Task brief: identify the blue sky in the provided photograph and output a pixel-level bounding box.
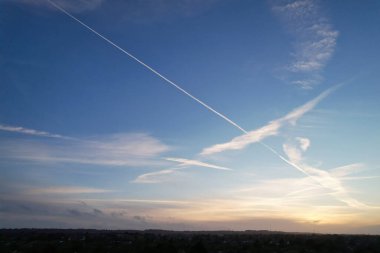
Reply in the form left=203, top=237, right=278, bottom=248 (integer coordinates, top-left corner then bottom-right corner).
left=1, top=0, right=380, bottom=233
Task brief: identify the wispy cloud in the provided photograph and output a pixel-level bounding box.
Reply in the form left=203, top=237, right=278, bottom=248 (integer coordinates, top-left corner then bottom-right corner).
left=0, top=133, right=170, bottom=167
left=165, top=157, right=233, bottom=171
left=330, top=163, right=365, bottom=177
left=0, top=123, right=72, bottom=139
left=27, top=186, right=112, bottom=195
left=201, top=85, right=336, bottom=155
left=133, top=157, right=232, bottom=183
left=282, top=138, right=368, bottom=208
left=296, top=137, right=310, bottom=151
left=272, top=0, right=338, bottom=89
left=133, top=169, right=180, bottom=184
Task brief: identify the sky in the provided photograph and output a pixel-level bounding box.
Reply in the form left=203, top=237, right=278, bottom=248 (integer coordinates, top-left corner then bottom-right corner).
left=1, top=0, right=380, bottom=234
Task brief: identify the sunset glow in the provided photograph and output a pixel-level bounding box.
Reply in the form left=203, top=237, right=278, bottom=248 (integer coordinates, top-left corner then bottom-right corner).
left=1, top=0, right=379, bottom=234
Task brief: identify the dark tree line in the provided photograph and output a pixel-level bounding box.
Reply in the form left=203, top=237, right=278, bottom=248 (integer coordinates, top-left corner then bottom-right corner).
left=1, top=229, right=379, bottom=253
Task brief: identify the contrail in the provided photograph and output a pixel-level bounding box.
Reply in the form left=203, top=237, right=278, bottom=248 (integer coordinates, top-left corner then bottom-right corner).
left=46, top=0, right=246, bottom=134
left=45, top=0, right=319, bottom=177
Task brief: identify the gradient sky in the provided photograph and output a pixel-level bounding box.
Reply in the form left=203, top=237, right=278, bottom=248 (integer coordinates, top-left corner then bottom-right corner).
left=1, top=0, right=380, bottom=234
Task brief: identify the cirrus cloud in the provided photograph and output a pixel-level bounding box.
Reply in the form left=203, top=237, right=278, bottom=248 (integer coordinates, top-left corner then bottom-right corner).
left=272, top=0, right=338, bottom=89
left=0, top=131, right=170, bottom=167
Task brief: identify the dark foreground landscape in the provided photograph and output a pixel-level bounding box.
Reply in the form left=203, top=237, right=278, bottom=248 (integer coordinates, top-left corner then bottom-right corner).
left=1, top=229, right=379, bottom=253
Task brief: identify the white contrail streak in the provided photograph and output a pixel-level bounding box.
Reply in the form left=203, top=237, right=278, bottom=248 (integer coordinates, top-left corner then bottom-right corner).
left=46, top=0, right=246, bottom=134
left=45, top=0, right=320, bottom=178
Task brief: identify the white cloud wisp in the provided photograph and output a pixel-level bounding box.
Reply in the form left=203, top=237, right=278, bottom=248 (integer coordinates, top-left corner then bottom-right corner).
left=0, top=123, right=72, bottom=139
left=28, top=186, right=112, bottom=195
left=201, top=85, right=336, bottom=156
left=133, top=157, right=233, bottom=183
left=133, top=169, right=180, bottom=184
left=272, top=0, right=339, bottom=89
left=0, top=133, right=170, bottom=167
left=165, top=157, right=233, bottom=171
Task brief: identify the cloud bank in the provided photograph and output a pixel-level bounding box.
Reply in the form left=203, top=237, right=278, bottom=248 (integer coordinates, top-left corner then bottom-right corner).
left=2, top=192, right=379, bottom=233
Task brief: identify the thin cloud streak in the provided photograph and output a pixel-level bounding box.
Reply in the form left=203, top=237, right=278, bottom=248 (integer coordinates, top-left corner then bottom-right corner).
left=330, top=163, right=365, bottom=177
left=340, top=176, right=380, bottom=181
left=165, top=157, right=233, bottom=171
left=85, top=198, right=189, bottom=205
left=201, top=122, right=280, bottom=156
left=28, top=186, right=112, bottom=195
left=0, top=123, right=73, bottom=140
left=0, top=133, right=170, bottom=167
left=133, top=169, right=179, bottom=184
left=133, top=158, right=232, bottom=183
left=201, top=85, right=337, bottom=155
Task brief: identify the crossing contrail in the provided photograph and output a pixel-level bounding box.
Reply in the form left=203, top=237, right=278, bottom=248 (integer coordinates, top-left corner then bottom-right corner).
left=45, top=0, right=322, bottom=177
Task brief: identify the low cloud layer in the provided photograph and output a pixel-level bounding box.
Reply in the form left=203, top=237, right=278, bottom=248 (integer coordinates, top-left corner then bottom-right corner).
left=2, top=192, right=379, bottom=233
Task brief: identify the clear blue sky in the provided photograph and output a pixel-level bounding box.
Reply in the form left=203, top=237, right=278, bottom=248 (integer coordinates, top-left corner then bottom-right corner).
left=1, top=0, right=380, bottom=233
